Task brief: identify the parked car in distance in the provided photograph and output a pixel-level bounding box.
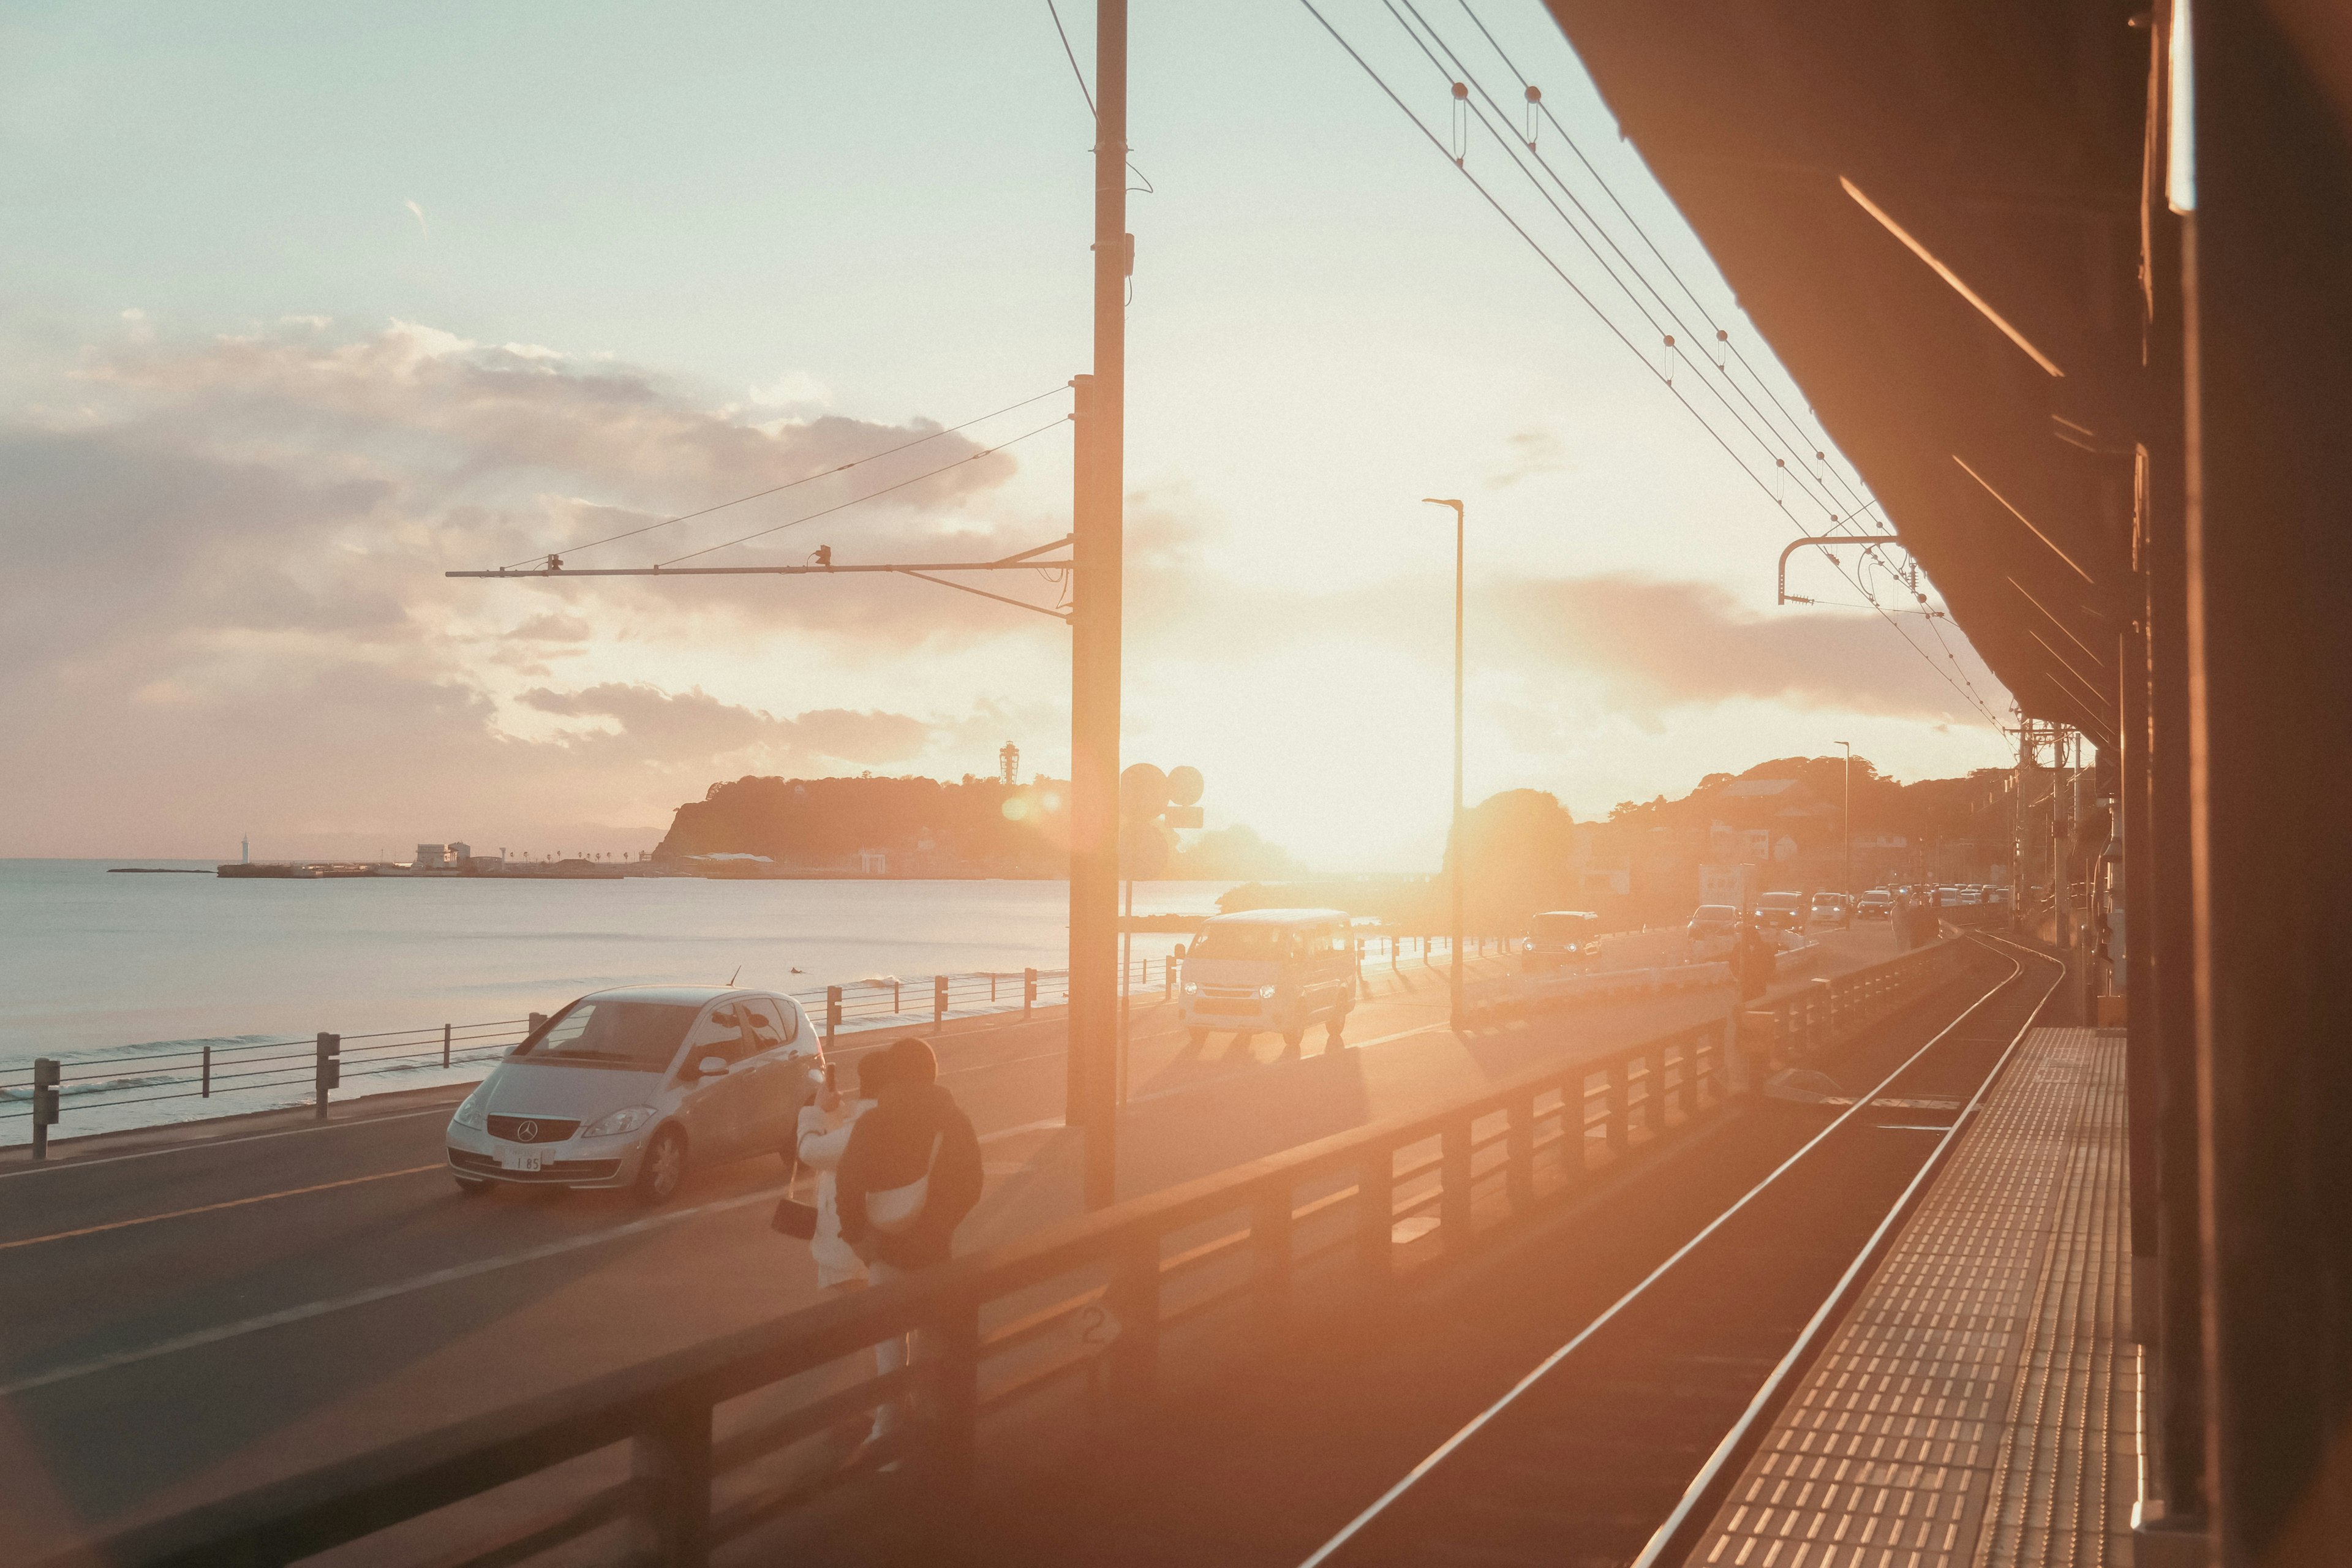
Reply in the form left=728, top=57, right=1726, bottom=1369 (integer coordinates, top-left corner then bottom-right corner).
left=445, top=985, right=823, bottom=1204
left=1687, top=903, right=1738, bottom=956
left=1856, top=888, right=1896, bottom=921
left=1523, top=910, right=1603, bottom=973
left=1181, top=908, right=1356, bottom=1050
left=1755, top=891, right=1809, bottom=933
left=1809, top=892, right=1854, bottom=928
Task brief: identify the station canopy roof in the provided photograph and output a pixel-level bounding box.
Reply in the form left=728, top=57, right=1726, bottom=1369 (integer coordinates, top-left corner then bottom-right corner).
left=1547, top=1, right=2150, bottom=744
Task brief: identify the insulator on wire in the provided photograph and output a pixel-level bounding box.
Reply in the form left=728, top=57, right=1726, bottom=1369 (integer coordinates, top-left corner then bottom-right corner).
left=1450, top=81, right=1469, bottom=165
left=1525, top=83, right=1541, bottom=146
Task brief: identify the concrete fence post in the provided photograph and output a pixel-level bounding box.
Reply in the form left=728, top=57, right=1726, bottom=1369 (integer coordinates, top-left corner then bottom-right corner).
left=441, top=1022, right=451, bottom=1069
left=629, top=1403, right=712, bottom=1567
left=1441, top=1118, right=1474, bottom=1251
left=929, top=1292, right=981, bottom=1493
left=30, top=1058, right=59, bottom=1161
left=1023, top=968, right=1038, bottom=1020
left=1506, top=1093, right=1536, bottom=1209
left=1107, top=1238, right=1161, bottom=1411
left=824, top=987, right=841, bottom=1050
left=528, top=1011, right=548, bottom=1038
left=1358, top=1150, right=1395, bottom=1287
left=200, top=1044, right=211, bottom=1099
left=314, top=1033, right=340, bottom=1118
left=1607, top=1059, right=1630, bottom=1154
left=933, top=974, right=948, bottom=1033
left=1252, top=1185, right=1294, bottom=1351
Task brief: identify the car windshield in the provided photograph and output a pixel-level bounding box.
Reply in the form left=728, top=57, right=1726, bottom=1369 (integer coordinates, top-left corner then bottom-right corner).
left=1693, top=905, right=1736, bottom=922
left=1760, top=894, right=1801, bottom=909
left=1191, top=924, right=1297, bottom=960
left=1531, top=914, right=1597, bottom=941
left=518, top=999, right=698, bottom=1069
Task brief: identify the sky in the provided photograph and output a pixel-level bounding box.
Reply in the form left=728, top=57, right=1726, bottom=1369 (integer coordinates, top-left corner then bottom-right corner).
left=0, top=0, right=2015, bottom=870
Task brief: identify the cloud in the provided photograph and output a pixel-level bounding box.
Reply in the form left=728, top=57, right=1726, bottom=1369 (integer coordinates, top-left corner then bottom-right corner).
left=405, top=199, right=428, bottom=239
left=1482, top=575, right=1989, bottom=718
left=0, top=317, right=1059, bottom=853
left=1487, top=426, right=1572, bottom=488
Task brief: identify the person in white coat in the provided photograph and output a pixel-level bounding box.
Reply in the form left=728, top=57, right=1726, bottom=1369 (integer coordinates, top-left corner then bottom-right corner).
left=796, top=1052, right=892, bottom=1291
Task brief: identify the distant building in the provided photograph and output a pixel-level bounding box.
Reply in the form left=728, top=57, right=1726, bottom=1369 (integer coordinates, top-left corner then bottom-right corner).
left=414, top=843, right=448, bottom=869
left=999, top=742, right=1020, bottom=786
left=855, top=848, right=889, bottom=875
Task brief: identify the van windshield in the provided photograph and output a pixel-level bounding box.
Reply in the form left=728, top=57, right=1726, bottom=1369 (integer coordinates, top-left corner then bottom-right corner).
left=518, top=1000, right=698, bottom=1069
left=1191, top=924, right=1298, bottom=960
left=1531, top=914, right=1597, bottom=942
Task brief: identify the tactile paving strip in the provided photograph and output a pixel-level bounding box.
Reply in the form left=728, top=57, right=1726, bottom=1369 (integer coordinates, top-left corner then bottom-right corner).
left=1682, top=1028, right=2134, bottom=1568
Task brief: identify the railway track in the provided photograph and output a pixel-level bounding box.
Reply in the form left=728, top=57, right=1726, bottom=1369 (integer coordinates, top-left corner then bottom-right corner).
left=1297, top=931, right=2065, bottom=1568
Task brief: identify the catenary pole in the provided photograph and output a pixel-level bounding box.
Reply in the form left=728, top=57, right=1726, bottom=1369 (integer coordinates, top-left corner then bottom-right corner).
left=1067, top=0, right=1129, bottom=1209
left=1422, top=498, right=1466, bottom=1031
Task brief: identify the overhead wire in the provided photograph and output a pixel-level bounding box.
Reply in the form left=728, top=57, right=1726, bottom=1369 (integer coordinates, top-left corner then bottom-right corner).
left=1382, top=1, right=1862, bottom=532
left=1044, top=0, right=1096, bottom=116
left=1436, top=0, right=2011, bottom=728
left=1293, top=0, right=2007, bottom=730
left=502, top=383, right=1071, bottom=570
left=654, top=415, right=1068, bottom=567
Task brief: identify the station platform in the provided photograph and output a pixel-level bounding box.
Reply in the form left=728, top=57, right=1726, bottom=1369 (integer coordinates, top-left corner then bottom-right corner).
left=1684, top=1027, right=2135, bottom=1568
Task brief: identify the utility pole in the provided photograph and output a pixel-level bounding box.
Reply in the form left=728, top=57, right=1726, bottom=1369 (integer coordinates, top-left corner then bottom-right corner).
left=1835, top=740, right=1852, bottom=895
left=1422, top=497, right=1466, bottom=1032
left=1067, top=0, right=1130, bottom=1210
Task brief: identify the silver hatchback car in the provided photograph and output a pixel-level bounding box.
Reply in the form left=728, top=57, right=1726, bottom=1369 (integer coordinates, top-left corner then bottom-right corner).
left=445, top=985, right=824, bottom=1203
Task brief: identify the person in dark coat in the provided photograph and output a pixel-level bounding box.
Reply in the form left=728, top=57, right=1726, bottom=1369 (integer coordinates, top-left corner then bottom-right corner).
left=835, top=1036, right=984, bottom=1447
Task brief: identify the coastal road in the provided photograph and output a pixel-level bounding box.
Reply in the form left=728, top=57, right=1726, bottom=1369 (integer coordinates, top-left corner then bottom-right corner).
left=0, top=925, right=1901, bottom=1555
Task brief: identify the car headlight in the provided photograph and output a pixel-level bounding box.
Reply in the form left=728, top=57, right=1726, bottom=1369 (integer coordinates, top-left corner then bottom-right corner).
left=1182, top=981, right=1199, bottom=994
left=452, top=1086, right=489, bottom=1131
left=581, top=1106, right=656, bottom=1139
left=1257, top=985, right=1276, bottom=1000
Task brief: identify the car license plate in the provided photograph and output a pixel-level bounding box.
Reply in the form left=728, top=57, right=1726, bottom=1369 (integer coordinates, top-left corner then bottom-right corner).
left=501, top=1148, right=544, bottom=1172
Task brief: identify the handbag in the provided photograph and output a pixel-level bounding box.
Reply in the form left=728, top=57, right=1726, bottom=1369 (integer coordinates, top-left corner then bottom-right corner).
left=865, top=1133, right=944, bottom=1235
left=771, top=1157, right=818, bottom=1239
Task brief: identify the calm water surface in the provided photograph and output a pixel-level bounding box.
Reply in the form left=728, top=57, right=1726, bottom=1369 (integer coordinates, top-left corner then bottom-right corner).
left=0, top=860, right=1230, bottom=1068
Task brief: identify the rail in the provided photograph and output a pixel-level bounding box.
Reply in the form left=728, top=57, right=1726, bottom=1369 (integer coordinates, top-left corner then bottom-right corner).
left=32, top=936, right=1973, bottom=1568
left=0, top=932, right=1548, bottom=1155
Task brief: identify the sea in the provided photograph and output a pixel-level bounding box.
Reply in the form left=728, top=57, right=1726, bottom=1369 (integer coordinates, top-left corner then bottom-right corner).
left=0, top=860, right=1232, bottom=1141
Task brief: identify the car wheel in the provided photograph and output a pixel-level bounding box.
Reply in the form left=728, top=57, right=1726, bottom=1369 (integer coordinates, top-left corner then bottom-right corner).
left=1186, top=1028, right=1207, bottom=1046
left=1283, top=1028, right=1305, bottom=1050
left=634, top=1126, right=689, bottom=1206
left=454, top=1175, right=493, bottom=1198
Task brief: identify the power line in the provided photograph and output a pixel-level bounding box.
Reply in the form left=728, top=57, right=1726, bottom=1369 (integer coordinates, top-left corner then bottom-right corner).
left=1044, top=0, right=1096, bottom=116
left=655, top=414, right=1069, bottom=567
left=1294, top=0, right=2007, bottom=731
left=1387, top=0, right=1857, bottom=531
left=501, top=383, right=1071, bottom=571
left=1442, top=1, right=1904, bottom=554
left=1368, top=0, right=2008, bottom=731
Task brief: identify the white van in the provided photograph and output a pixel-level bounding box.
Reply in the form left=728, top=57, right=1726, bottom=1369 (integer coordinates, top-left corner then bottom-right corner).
left=1180, top=908, right=1357, bottom=1050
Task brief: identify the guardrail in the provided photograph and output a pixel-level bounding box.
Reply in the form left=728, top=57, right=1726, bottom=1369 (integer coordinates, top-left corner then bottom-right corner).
left=35, top=936, right=1974, bottom=1568
left=0, top=934, right=1526, bottom=1156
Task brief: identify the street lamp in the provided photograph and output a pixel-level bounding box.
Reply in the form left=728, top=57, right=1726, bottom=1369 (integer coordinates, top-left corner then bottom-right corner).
left=1423, top=497, right=1465, bottom=1031
left=1835, top=741, right=1853, bottom=895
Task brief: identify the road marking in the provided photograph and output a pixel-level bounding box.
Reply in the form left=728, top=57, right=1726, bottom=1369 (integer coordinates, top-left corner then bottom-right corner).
left=0, top=1183, right=791, bottom=1398
left=0, top=1107, right=459, bottom=1182
left=0, top=1165, right=446, bottom=1253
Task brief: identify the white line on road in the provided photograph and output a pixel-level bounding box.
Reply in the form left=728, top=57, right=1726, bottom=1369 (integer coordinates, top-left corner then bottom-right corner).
left=0, top=1182, right=790, bottom=1398
left=0, top=1107, right=459, bottom=1182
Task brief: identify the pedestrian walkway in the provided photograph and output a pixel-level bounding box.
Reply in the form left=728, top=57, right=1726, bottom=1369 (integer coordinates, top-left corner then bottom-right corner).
left=1684, top=1027, right=2133, bottom=1568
